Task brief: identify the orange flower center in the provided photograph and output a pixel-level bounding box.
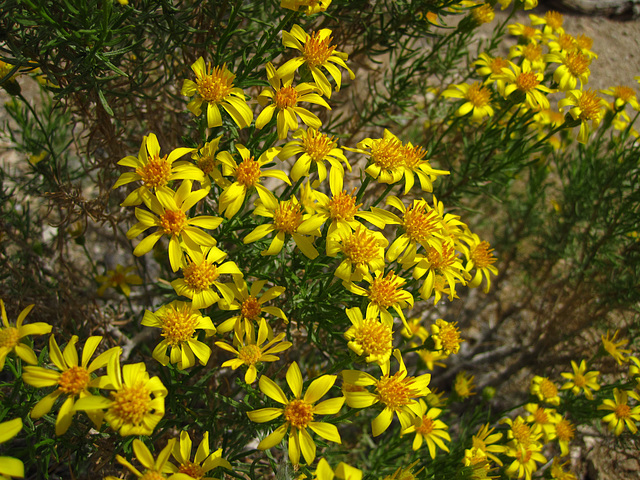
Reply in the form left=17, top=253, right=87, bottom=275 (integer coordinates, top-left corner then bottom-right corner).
left=241, top=296, right=262, bottom=320
left=58, top=365, right=90, bottom=395
left=575, top=34, right=593, bottom=50
left=557, top=33, right=576, bottom=51
left=197, top=64, right=234, bottom=104
left=545, top=11, right=564, bottom=30
left=368, top=272, right=405, bottom=308
left=470, top=241, right=496, bottom=269
left=303, top=32, right=336, bottom=68
left=455, top=373, right=475, bottom=398
left=512, top=420, right=532, bottom=446
left=532, top=407, right=549, bottom=424
left=523, top=43, right=542, bottom=62
left=416, top=416, right=435, bottom=435
left=572, top=372, right=586, bottom=388
left=471, top=4, right=494, bottom=24
left=565, top=51, right=589, bottom=76
left=426, top=244, right=456, bottom=271
left=140, top=471, right=166, bottom=480
left=556, top=419, right=575, bottom=441
left=576, top=91, right=602, bottom=121
left=615, top=403, right=631, bottom=420
left=376, top=372, right=412, bottom=409
left=403, top=144, right=428, bottom=169
left=328, top=190, right=359, bottom=221
left=515, top=449, right=532, bottom=463
left=522, top=25, right=538, bottom=40
left=611, top=86, right=635, bottom=101
left=370, top=136, right=404, bottom=170
left=236, top=156, right=261, bottom=187
left=183, top=260, right=219, bottom=292
left=136, top=155, right=171, bottom=188
left=273, top=200, right=303, bottom=234
left=303, top=129, right=336, bottom=162
left=353, top=318, right=393, bottom=357
left=433, top=320, right=462, bottom=355
left=284, top=399, right=314, bottom=428
left=197, top=154, right=217, bottom=176
left=539, top=378, right=558, bottom=399
left=341, top=229, right=381, bottom=264
left=178, top=462, right=205, bottom=479
left=160, top=209, right=187, bottom=235
left=160, top=305, right=198, bottom=345
left=275, top=85, right=299, bottom=109
left=239, top=344, right=262, bottom=365
left=110, top=381, right=151, bottom=426
left=0, top=327, right=19, bottom=349
left=466, top=82, right=491, bottom=108
left=489, top=56, right=509, bottom=75
left=515, top=71, right=540, bottom=92
left=403, top=203, right=440, bottom=243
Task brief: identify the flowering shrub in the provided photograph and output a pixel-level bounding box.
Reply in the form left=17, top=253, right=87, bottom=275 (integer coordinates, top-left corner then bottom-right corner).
left=1, top=1, right=640, bottom=479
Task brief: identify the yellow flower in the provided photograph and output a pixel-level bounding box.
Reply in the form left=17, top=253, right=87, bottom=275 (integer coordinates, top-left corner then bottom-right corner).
left=216, top=317, right=292, bottom=383
left=247, top=362, right=344, bottom=465
left=442, top=82, right=494, bottom=122
left=497, top=62, right=553, bottom=110
left=0, top=418, right=24, bottom=480
left=402, top=399, right=450, bottom=456
left=523, top=403, right=560, bottom=443
left=471, top=423, right=506, bottom=466
left=354, top=129, right=405, bottom=186
left=550, top=457, right=578, bottom=480
left=504, top=443, right=546, bottom=480
left=554, top=417, right=574, bottom=457
left=243, top=195, right=322, bottom=258
left=0, top=300, right=52, bottom=370
left=217, top=278, right=287, bottom=337
left=281, top=0, right=332, bottom=14
left=22, top=335, right=120, bottom=435
left=530, top=10, right=564, bottom=35
left=313, top=458, right=362, bottom=480
left=560, top=359, right=600, bottom=400
left=181, top=58, right=252, bottom=128
left=530, top=376, right=560, bottom=405
left=460, top=232, right=498, bottom=293
left=256, top=63, right=330, bottom=140
left=326, top=225, right=388, bottom=282
left=502, top=415, right=541, bottom=450
left=401, top=318, right=429, bottom=342
left=416, top=347, right=447, bottom=371
left=547, top=32, right=578, bottom=54
left=279, top=25, right=355, bottom=98
left=544, top=50, right=591, bottom=91
left=601, top=329, right=631, bottom=365
left=509, top=42, right=546, bottom=73
left=190, top=137, right=227, bottom=188
left=430, top=319, right=463, bottom=357
left=96, top=264, right=142, bottom=297
left=74, top=357, right=167, bottom=436
left=600, top=85, right=640, bottom=111
left=142, top=300, right=216, bottom=370
left=125, top=180, right=222, bottom=272
left=410, top=241, right=468, bottom=303
left=112, top=133, right=201, bottom=207
left=217, top=144, right=289, bottom=219
left=380, top=461, right=423, bottom=480
left=558, top=89, right=605, bottom=144
left=469, top=2, right=494, bottom=24
left=507, top=23, right=542, bottom=43
left=171, top=246, right=241, bottom=309
left=400, top=141, right=449, bottom=194
left=454, top=371, right=476, bottom=399
left=279, top=128, right=351, bottom=192
left=168, top=431, right=232, bottom=478
left=598, top=388, right=640, bottom=435
left=342, top=350, right=431, bottom=436
left=108, top=438, right=180, bottom=480
left=343, top=307, right=394, bottom=367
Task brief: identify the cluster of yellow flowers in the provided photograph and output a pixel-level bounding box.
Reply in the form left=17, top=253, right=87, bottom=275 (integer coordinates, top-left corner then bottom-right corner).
left=442, top=7, right=640, bottom=145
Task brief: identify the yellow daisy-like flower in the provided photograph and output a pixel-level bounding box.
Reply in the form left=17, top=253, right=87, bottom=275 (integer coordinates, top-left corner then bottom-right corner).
left=629, top=355, right=640, bottom=390
left=217, top=278, right=287, bottom=337
left=502, top=415, right=542, bottom=449
left=471, top=423, right=506, bottom=466
left=411, top=241, right=468, bottom=303
left=401, top=318, right=429, bottom=342
left=342, top=350, right=431, bottom=436
left=343, top=307, right=394, bottom=367
left=217, top=144, right=290, bottom=219
left=216, top=317, right=292, bottom=384
left=497, top=62, right=553, bottom=110
left=460, top=232, right=498, bottom=293
left=600, top=85, right=640, bottom=111
left=354, top=129, right=405, bottom=186
left=96, top=264, right=142, bottom=297
left=142, top=300, right=216, bottom=370
left=547, top=32, right=578, bottom=54
left=601, top=329, right=631, bottom=365
left=313, top=458, right=362, bottom=480
left=554, top=417, right=575, bottom=457
left=190, top=136, right=227, bottom=188
left=181, top=58, right=252, bottom=129
left=244, top=195, right=322, bottom=259
left=0, top=418, right=24, bottom=480
left=75, top=357, right=167, bottom=436
left=523, top=403, right=560, bottom=443
left=454, top=371, right=476, bottom=399
left=430, top=319, right=463, bottom=357
left=530, top=376, right=560, bottom=405
left=168, top=431, right=232, bottom=479
left=256, top=63, right=330, bottom=140
left=504, top=443, right=546, bottom=480
left=507, top=23, right=543, bottom=43
left=106, top=438, right=183, bottom=480
left=416, top=347, right=447, bottom=371
left=402, top=399, right=450, bottom=457
left=380, top=461, right=424, bottom=480
left=544, top=50, right=591, bottom=91
left=560, top=359, right=600, bottom=400
left=171, top=246, right=241, bottom=309
left=558, top=89, right=605, bottom=144
left=125, top=180, right=222, bottom=272
left=246, top=362, right=345, bottom=465
left=442, top=82, right=494, bottom=122
left=278, top=25, right=355, bottom=98
left=550, top=457, right=578, bottom=480
left=22, top=335, right=120, bottom=435
left=279, top=128, right=351, bottom=193
left=475, top=53, right=510, bottom=84
left=0, top=300, right=52, bottom=370
left=280, top=0, right=332, bottom=15
left=598, top=388, right=640, bottom=435
left=509, top=42, right=546, bottom=73
left=530, top=10, right=564, bottom=35
left=400, top=141, right=449, bottom=194
left=326, top=225, right=388, bottom=282
left=112, top=132, right=201, bottom=207
left=345, top=271, right=414, bottom=330
left=468, top=2, right=494, bottom=25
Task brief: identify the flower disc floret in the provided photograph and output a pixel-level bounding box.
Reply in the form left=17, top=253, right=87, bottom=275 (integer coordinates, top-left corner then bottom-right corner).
left=160, top=305, right=198, bottom=346
left=137, top=155, right=171, bottom=189
left=285, top=399, right=315, bottom=428
left=58, top=365, right=91, bottom=395
left=241, top=296, right=262, bottom=321
left=377, top=373, right=412, bottom=409
left=196, top=65, right=234, bottom=103
left=183, top=261, right=220, bottom=292
left=470, top=241, right=497, bottom=269
left=0, top=327, right=19, bottom=349
left=236, top=157, right=262, bottom=187
left=275, top=85, right=299, bottom=109
left=274, top=200, right=303, bottom=234
left=304, top=129, right=336, bottom=161
left=110, top=382, right=151, bottom=427
left=328, top=191, right=358, bottom=221
left=303, top=31, right=336, bottom=68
